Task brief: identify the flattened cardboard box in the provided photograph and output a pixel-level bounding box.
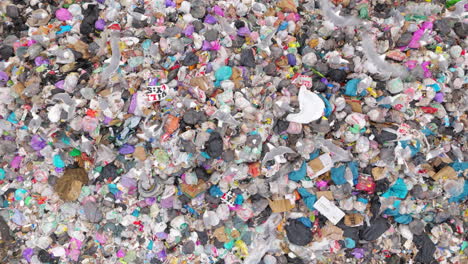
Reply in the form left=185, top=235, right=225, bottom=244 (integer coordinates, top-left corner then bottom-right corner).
left=372, top=167, right=387, bottom=181
left=432, top=166, right=457, bottom=181
left=344, top=213, right=364, bottom=227
left=316, top=191, right=334, bottom=200
left=307, top=153, right=333, bottom=179
left=268, top=199, right=295, bottom=213
left=420, top=163, right=436, bottom=177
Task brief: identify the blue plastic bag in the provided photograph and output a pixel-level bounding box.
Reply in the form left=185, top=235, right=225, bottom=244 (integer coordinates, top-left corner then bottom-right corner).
left=382, top=178, right=408, bottom=199
left=288, top=161, right=307, bottom=182
left=331, top=165, right=347, bottom=185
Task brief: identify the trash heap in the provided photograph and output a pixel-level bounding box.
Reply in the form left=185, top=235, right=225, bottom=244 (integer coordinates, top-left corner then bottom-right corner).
left=0, top=0, right=467, bottom=263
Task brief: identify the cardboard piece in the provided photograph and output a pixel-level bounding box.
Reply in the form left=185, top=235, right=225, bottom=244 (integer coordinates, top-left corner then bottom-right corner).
left=434, top=155, right=453, bottom=166
left=307, top=153, right=333, bottom=179
left=432, top=166, right=457, bottom=181
left=214, top=227, right=229, bottom=242
left=420, top=163, right=436, bottom=177
left=433, top=157, right=443, bottom=167
left=320, top=224, right=344, bottom=241
left=316, top=191, right=334, bottom=200
left=372, top=167, right=387, bottom=180
left=133, top=146, right=147, bottom=161
left=439, top=154, right=453, bottom=164
left=231, top=229, right=241, bottom=239
left=181, top=179, right=208, bottom=198
left=308, top=157, right=324, bottom=172
left=55, top=168, right=89, bottom=201
left=190, top=76, right=211, bottom=91
left=67, top=181, right=83, bottom=201
left=268, top=199, right=295, bottom=213
left=344, top=213, right=364, bottom=227
left=345, top=97, right=363, bottom=113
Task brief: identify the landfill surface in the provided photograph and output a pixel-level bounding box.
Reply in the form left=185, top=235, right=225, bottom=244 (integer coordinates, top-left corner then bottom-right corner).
left=0, top=0, right=467, bottom=263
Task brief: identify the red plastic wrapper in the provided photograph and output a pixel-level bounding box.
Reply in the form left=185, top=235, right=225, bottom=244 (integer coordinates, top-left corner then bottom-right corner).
left=420, top=106, right=438, bottom=114
left=355, top=175, right=376, bottom=193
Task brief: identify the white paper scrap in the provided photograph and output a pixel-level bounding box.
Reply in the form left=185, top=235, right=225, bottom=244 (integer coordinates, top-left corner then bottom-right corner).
left=313, top=196, right=345, bottom=225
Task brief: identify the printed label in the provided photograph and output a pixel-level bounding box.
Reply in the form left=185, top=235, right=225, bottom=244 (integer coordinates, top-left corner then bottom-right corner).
left=195, top=65, right=207, bottom=77
left=146, top=84, right=168, bottom=102
left=397, top=123, right=411, bottom=137
left=308, top=153, right=333, bottom=179
left=313, top=196, right=345, bottom=225
left=293, top=74, right=313, bottom=88
left=221, top=191, right=235, bottom=206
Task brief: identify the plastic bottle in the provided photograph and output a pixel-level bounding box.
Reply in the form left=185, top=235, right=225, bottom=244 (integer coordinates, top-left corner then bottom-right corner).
left=425, top=148, right=446, bottom=160
left=67, top=4, right=82, bottom=19
left=47, top=104, right=62, bottom=123
left=354, top=200, right=367, bottom=212
left=251, top=199, right=269, bottom=216
left=0, top=119, right=13, bottom=133
left=28, top=9, right=51, bottom=26
left=105, top=1, right=121, bottom=21
left=95, top=145, right=116, bottom=164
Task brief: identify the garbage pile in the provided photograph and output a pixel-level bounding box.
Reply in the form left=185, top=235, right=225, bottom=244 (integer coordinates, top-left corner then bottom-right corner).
left=0, top=0, right=467, bottom=263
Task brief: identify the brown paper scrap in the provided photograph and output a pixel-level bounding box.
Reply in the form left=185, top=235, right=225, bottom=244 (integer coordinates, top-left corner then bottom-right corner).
left=55, top=168, right=89, bottom=201
left=432, top=166, right=457, bottom=181
left=316, top=191, right=334, bottom=200
left=308, top=158, right=325, bottom=173
left=268, top=199, right=295, bottom=213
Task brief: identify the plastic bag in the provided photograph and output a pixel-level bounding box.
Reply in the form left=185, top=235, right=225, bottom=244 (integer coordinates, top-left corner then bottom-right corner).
left=286, top=86, right=325, bottom=124
left=101, top=31, right=121, bottom=83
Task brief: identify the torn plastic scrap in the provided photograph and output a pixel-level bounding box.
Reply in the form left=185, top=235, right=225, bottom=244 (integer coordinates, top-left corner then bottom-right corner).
left=286, top=86, right=325, bottom=124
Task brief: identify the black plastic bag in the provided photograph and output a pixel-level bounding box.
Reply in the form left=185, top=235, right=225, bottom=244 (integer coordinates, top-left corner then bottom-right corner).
left=285, top=219, right=312, bottom=246
left=360, top=216, right=390, bottom=241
